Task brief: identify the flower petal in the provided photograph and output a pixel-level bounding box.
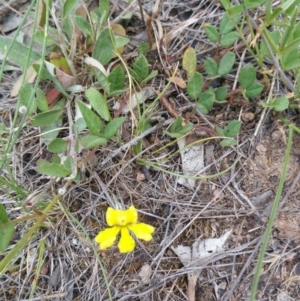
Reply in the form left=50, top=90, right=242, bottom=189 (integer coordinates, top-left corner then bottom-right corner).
left=118, top=227, right=135, bottom=253
left=95, top=226, right=120, bottom=250
left=106, top=205, right=138, bottom=227
left=128, top=223, right=155, bottom=241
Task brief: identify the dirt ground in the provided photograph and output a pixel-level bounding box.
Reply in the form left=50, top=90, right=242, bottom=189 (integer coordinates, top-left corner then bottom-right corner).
left=1, top=1, right=300, bottom=301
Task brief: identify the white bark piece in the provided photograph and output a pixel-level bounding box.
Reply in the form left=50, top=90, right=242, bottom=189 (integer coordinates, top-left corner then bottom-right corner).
left=177, top=137, right=204, bottom=189
left=139, top=264, right=152, bottom=284
left=171, top=230, right=232, bottom=301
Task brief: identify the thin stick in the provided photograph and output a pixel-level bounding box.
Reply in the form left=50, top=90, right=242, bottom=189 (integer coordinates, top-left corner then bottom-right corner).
left=137, top=0, right=145, bottom=26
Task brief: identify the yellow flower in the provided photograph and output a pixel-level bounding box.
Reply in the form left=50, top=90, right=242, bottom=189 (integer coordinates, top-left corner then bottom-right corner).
left=95, top=205, right=155, bottom=253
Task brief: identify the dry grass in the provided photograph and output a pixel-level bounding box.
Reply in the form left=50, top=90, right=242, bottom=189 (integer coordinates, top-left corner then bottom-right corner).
left=1, top=0, right=300, bottom=300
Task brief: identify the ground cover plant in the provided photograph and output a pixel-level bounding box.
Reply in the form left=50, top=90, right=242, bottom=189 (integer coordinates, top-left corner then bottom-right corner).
left=1, top=0, right=300, bottom=300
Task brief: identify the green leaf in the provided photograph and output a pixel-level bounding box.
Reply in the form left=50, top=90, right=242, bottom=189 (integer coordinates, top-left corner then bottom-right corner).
left=93, top=29, right=114, bottom=65
left=219, top=13, right=240, bottom=35
left=37, top=162, right=71, bottom=177
left=0, top=220, right=14, bottom=252
left=182, top=47, right=197, bottom=78
left=114, top=35, right=130, bottom=49
left=42, top=124, right=61, bottom=145
left=63, top=156, right=73, bottom=172
left=0, top=204, right=9, bottom=223
left=36, top=88, right=49, bottom=112
left=108, top=65, right=125, bottom=93
left=103, top=117, right=126, bottom=139
left=31, top=109, right=64, bottom=127
left=74, top=16, right=92, bottom=36
left=220, top=31, right=239, bottom=47
left=218, top=52, right=235, bottom=76
left=77, top=100, right=104, bottom=135
left=223, top=120, right=241, bottom=137
left=245, top=82, right=264, bottom=98
left=177, top=123, right=193, bottom=135
left=85, top=87, right=111, bottom=121
left=204, top=58, right=218, bottom=76
left=0, top=36, right=41, bottom=70
left=281, top=49, right=300, bottom=71
left=141, top=70, right=158, bottom=85
left=272, top=96, right=289, bottom=111
left=19, top=83, right=37, bottom=114
left=80, top=135, right=107, bottom=148
left=215, top=86, right=227, bottom=101
left=238, top=64, right=256, bottom=89
left=133, top=55, right=149, bottom=81
left=170, top=116, right=183, bottom=133
left=63, top=0, right=78, bottom=18
left=47, top=138, right=67, bottom=153
left=196, top=92, right=215, bottom=114
left=215, top=126, right=224, bottom=136
left=138, top=42, right=150, bottom=55
left=220, top=138, right=237, bottom=147
left=33, top=30, right=56, bottom=46
left=99, top=0, right=110, bottom=22
left=205, top=25, right=220, bottom=43
left=187, top=72, right=204, bottom=99
left=260, top=29, right=280, bottom=58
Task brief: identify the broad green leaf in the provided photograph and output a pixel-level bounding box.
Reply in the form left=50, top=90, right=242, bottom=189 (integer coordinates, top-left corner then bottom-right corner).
left=187, top=72, right=204, bottom=99
left=170, top=116, right=183, bottom=133
left=114, top=35, right=130, bottom=49
left=220, top=31, right=239, bottom=47
left=63, top=0, right=78, bottom=18
left=37, top=162, right=71, bottom=177
left=215, top=86, right=227, bottom=101
left=215, top=126, right=224, bottom=136
left=42, top=124, right=61, bottom=145
left=33, top=30, right=56, bottom=46
left=63, top=156, right=73, bottom=172
left=205, top=25, right=220, bottom=43
left=272, top=96, right=289, bottom=111
left=81, top=135, right=107, bottom=148
left=36, top=88, right=49, bottom=112
left=47, top=138, right=67, bottom=153
left=134, top=55, right=149, bottom=81
left=220, top=138, right=237, bottom=147
left=196, top=92, right=214, bottom=114
left=0, top=221, right=14, bottom=252
left=0, top=204, right=9, bottom=223
left=223, top=120, right=241, bottom=137
left=77, top=100, right=104, bottom=135
left=218, top=52, right=235, bottom=76
left=19, top=83, right=37, bottom=114
left=204, top=58, right=218, bottom=76
left=108, top=65, right=125, bottom=93
left=51, top=155, right=61, bottom=164
left=103, top=117, right=126, bottom=139
left=141, top=70, right=158, bottom=85
left=182, top=47, right=197, bottom=78
left=238, top=64, right=256, bottom=89
left=245, top=82, right=263, bottom=98
left=74, top=16, right=92, bottom=36
left=138, top=42, right=150, bottom=55
left=85, top=87, right=111, bottom=121
left=31, top=109, right=64, bottom=127
left=281, top=49, right=300, bottom=71
left=219, top=13, right=240, bottom=35
left=0, top=36, right=41, bottom=70
left=63, top=17, right=74, bottom=40
left=93, top=29, right=114, bottom=65
left=99, top=0, right=110, bottom=22
left=177, top=123, right=193, bottom=135
left=260, top=29, right=280, bottom=58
